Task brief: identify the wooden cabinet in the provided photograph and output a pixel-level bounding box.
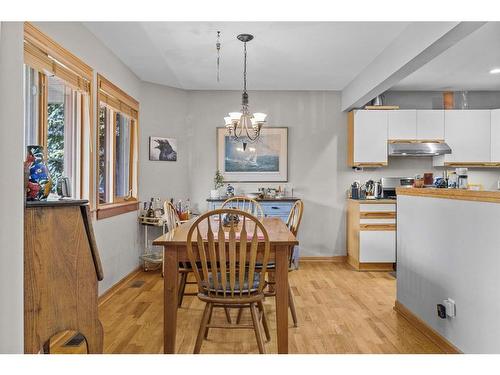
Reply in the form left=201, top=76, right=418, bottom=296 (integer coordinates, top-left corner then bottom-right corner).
left=24, top=200, right=104, bottom=354
left=417, top=110, right=444, bottom=140
left=346, top=199, right=396, bottom=271
left=491, top=109, right=500, bottom=163
left=434, top=110, right=491, bottom=166
left=388, top=110, right=417, bottom=140
left=348, top=110, right=388, bottom=167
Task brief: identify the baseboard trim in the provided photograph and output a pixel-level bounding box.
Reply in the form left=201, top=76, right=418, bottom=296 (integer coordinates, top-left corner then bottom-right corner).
left=300, top=256, right=346, bottom=263
left=394, top=300, right=461, bottom=354
left=98, top=267, right=142, bottom=307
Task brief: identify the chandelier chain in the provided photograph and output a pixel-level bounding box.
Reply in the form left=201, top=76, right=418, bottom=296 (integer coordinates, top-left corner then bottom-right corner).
left=243, top=41, right=247, bottom=94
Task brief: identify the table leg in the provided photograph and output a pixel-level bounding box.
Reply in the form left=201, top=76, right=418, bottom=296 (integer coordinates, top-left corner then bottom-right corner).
left=275, top=244, right=289, bottom=354
left=164, top=245, right=179, bottom=353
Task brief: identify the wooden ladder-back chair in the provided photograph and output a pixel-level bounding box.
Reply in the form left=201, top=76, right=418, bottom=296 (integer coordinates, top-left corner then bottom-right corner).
left=237, top=199, right=304, bottom=327
left=163, top=201, right=197, bottom=308
left=221, top=196, right=264, bottom=221
left=186, top=209, right=272, bottom=354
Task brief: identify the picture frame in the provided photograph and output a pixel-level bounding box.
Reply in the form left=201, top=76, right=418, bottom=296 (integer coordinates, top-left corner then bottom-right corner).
left=217, top=127, right=288, bottom=182
left=149, top=136, right=177, bottom=161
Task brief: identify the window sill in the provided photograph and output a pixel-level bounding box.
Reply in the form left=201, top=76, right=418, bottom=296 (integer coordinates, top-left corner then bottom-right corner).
left=97, top=200, right=139, bottom=220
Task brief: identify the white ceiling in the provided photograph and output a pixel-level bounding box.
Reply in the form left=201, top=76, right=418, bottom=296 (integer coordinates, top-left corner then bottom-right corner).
left=393, top=22, right=500, bottom=91
left=84, top=22, right=410, bottom=90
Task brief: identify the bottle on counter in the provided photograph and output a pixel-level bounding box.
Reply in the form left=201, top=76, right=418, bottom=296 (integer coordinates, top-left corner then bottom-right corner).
left=147, top=199, right=154, bottom=218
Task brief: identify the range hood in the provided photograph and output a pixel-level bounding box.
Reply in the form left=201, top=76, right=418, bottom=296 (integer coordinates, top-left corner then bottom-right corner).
left=388, top=142, right=452, bottom=157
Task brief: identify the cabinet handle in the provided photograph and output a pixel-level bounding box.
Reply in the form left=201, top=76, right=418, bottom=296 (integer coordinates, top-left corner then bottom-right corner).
left=271, top=206, right=279, bottom=209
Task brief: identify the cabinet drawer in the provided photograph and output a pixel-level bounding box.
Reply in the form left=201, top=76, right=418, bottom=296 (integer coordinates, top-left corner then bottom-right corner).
left=360, top=218, right=396, bottom=225
left=260, top=202, right=293, bottom=217
left=359, top=230, right=396, bottom=263
left=359, top=204, right=395, bottom=212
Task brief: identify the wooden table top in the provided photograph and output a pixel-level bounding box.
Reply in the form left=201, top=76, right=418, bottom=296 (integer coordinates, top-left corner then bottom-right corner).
left=153, top=217, right=298, bottom=247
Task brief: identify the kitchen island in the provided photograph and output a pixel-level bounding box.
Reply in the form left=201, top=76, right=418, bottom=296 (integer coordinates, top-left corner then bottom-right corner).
left=396, top=188, right=500, bottom=353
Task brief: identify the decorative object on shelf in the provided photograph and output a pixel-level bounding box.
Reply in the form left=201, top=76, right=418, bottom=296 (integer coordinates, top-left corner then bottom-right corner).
left=149, top=136, right=177, bottom=161
left=216, top=31, right=221, bottom=82
left=56, top=176, right=72, bottom=198
left=370, top=94, right=385, bottom=106
left=223, top=33, right=267, bottom=147
left=443, top=91, right=454, bottom=109
left=211, top=170, right=225, bottom=198
left=226, top=183, right=235, bottom=197
left=222, top=211, right=240, bottom=227
left=217, top=127, right=288, bottom=182
left=25, top=145, right=53, bottom=201
left=460, top=91, right=469, bottom=109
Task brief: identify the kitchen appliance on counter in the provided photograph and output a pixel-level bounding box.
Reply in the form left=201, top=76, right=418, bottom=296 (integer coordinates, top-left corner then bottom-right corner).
left=381, top=177, right=415, bottom=199
left=456, top=168, right=469, bottom=189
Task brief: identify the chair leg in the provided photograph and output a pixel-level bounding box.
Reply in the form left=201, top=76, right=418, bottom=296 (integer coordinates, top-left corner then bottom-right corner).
left=288, top=285, right=298, bottom=327
left=249, top=303, right=266, bottom=354
left=178, top=272, right=188, bottom=308
left=257, top=300, right=271, bottom=342
left=224, top=307, right=232, bottom=324
left=236, top=307, right=244, bottom=324
left=204, top=303, right=214, bottom=339
left=194, top=303, right=211, bottom=354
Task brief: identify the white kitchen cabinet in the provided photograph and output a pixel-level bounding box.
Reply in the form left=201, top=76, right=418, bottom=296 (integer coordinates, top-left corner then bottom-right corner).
left=417, top=110, right=444, bottom=140
left=359, top=230, right=396, bottom=263
left=441, top=110, right=491, bottom=164
left=491, top=109, right=500, bottom=163
left=387, top=110, right=416, bottom=140
left=350, top=110, right=388, bottom=166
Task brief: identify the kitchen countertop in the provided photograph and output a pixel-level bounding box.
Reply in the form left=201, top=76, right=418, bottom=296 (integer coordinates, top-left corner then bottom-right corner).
left=207, top=196, right=300, bottom=202
left=348, top=198, right=396, bottom=204
left=396, top=187, right=500, bottom=203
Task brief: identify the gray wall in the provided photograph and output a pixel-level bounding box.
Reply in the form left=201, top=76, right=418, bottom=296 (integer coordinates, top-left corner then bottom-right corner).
left=397, top=195, right=500, bottom=353
left=0, top=21, right=24, bottom=353
left=33, top=22, right=144, bottom=293
left=139, top=82, right=190, bottom=202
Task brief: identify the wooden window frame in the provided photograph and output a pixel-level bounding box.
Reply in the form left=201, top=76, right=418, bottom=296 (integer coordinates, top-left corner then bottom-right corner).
left=23, top=22, right=94, bottom=204
left=96, top=74, right=139, bottom=220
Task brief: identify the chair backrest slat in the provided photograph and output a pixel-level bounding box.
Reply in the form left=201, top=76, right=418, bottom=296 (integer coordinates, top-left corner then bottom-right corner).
left=221, top=196, right=264, bottom=221
left=286, top=200, right=304, bottom=237
left=228, top=222, right=236, bottom=297
left=163, top=201, right=180, bottom=233
left=238, top=216, right=247, bottom=297
left=186, top=209, right=270, bottom=300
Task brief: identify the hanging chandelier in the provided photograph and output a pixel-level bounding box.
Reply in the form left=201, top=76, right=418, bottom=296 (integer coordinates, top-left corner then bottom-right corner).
left=224, top=34, right=267, bottom=145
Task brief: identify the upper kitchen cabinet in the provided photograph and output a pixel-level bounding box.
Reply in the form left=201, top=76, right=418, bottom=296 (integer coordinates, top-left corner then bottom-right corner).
left=387, top=110, right=416, bottom=140
left=416, top=110, right=444, bottom=140
left=491, top=109, right=500, bottom=163
left=434, top=110, right=491, bottom=166
left=348, top=110, right=388, bottom=167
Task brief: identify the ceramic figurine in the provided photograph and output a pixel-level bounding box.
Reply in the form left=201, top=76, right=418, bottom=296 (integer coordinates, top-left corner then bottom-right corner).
left=25, top=145, right=53, bottom=201
left=226, top=183, right=235, bottom=197
left=222, top=211, right=240, bottom=227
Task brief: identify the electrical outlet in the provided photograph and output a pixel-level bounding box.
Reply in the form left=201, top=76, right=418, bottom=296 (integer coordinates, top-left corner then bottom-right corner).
left=437, top=304, right=446, bottom=319
left=443, top=298, right=456, bottom=318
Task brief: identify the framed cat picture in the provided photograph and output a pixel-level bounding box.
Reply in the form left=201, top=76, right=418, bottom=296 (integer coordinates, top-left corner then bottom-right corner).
left=149, top=136, right=177, bottom=161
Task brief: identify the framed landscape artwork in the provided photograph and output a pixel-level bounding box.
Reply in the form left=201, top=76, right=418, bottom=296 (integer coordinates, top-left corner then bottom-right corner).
left=217, top=127, right=288, bottom=182
left=149, top=137, right=177, bottom=161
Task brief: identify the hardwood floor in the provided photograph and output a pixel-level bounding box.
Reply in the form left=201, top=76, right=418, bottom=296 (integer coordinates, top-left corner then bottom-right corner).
left=95, top=262, right=442, bottom=354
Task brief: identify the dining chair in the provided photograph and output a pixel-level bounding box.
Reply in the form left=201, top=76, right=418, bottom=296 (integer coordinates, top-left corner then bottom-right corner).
left=221, top=196, right=264, bottom=221
left=186, top=209, right=272, bottom=354
left=163, top=201, right=197, bottom=308
left=236, top=199, right=304, bottom=327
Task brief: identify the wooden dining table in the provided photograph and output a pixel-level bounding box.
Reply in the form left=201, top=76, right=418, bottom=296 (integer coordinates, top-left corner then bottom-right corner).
left=152, top=216, right=299, bottom=354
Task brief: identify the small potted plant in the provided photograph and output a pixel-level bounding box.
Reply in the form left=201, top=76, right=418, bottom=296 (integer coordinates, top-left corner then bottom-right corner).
left=211, top=170, right=224, bottom=199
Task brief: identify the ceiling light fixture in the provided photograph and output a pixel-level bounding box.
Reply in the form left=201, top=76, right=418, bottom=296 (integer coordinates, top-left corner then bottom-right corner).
left=490, top=68, right=500, bottom=74
left=224, top=34, right=266, bottom=148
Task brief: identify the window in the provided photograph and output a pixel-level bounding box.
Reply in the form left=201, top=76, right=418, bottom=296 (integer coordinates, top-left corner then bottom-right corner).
left=96, top=74, right=139, bottom=219
left=23, top=22, right=93, bottom=201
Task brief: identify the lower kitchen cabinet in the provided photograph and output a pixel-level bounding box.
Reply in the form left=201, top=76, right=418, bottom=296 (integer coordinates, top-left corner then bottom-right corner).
left=347, top=199, right=396, bottom=271
left=359, top=230, right=396, bottom=263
